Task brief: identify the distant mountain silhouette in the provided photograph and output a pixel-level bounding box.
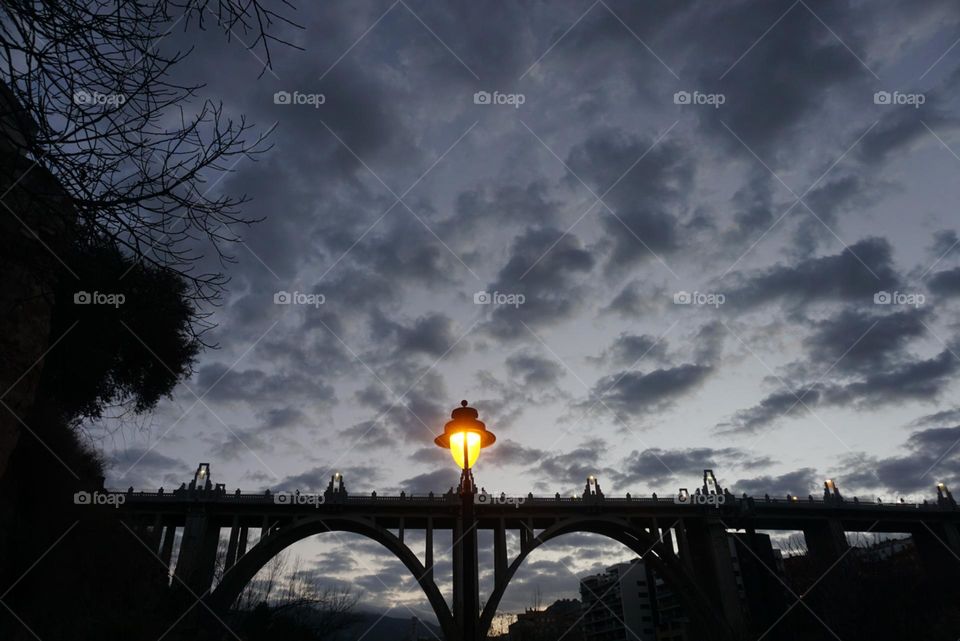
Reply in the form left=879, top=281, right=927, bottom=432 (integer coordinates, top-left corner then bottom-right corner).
left=331, top=612, right=440, bottom=641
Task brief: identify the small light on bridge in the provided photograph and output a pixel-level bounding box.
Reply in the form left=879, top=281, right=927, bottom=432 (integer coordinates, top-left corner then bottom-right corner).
left=434, top=401, right=496, bottom=470
left=825, top=479, right=835, bottom=490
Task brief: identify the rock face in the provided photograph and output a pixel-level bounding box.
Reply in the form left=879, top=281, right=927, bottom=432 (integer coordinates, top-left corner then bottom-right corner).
left=0, top=82, right=72, bottom=480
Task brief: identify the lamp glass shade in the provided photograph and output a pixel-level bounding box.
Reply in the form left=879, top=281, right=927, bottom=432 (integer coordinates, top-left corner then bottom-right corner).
left=449, top=431, right=481, bottom=469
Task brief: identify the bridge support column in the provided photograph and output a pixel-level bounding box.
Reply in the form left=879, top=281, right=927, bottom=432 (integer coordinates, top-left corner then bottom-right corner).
left=682, top=518, right=745, bottom=635
left=802, top=518, right=848, bottom=565
left=149, top=514, right=164, bottom=551
left=159, top=525, right=176, bottom=576
left=225, top=516, right=240, bottom=572
left=494, top=518, right=507, bottom=585
left=173, top=509, right=220, bottom=595
left=912, top=522, right=960, bottom=589
left=424, top=517, right=433, bottom=580
left=237, top=526, right=248, bottom=558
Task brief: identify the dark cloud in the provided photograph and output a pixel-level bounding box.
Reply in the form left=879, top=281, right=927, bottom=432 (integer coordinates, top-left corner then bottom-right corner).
left=454, top=181, right=559, bottom=229
left=612, top=447, right=775, bottom=488
left=505, top=351, right=566, bottom=388
left=274, top=465, right=383, bottom=492
left=721, top=345, right=960, bottom=434
left=927, top=267, right=960, bottom=297
left=372, top=312, right=465, bottom=359
left=718, top=388, right=817, bottom=435
left=107, top=449, right=192, bottom=491
left=535, top=441, right=609, bottom=489
left=396, top=469, right=461, bottom=494
left=928, top=230, right=959, bottom=260
left=195, top=363, right=337, bottom=407
left=257, top=407, right=309, bottom=431
left=908, top=407, right=960, bottom=427
left=565, top=128, right=692, bottom=271
left=839, top=425, right=960, bottom=494
left=726, top=237, right=900, bottom=309
left=803, top=307, right=929, bottom=374
left=590, top=364, right=712, bottom=416
left=594, top=333, right=669, bottom=368
left=730, top=468, right=820, bottom=498
left=702, top=1, right=869, bottom=161
left=856, top=108, right=958, bottom=167
left=481, top=227, right=595, bottom=340
left=484, top=439, right=547, bottom=468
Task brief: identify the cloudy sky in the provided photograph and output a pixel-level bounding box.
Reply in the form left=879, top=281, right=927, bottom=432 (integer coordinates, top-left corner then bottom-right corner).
left=93, top=0, right=960, bottom=621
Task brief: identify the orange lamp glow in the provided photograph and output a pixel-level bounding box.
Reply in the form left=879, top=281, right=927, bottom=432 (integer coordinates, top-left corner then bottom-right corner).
left=449, top=431, right=482, bottom=469
left=434, top=401, right=496, bottom=470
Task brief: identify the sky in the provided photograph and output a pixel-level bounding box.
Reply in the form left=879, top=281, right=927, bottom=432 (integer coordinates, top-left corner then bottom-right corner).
left=90, top=0, right=960, bottom=621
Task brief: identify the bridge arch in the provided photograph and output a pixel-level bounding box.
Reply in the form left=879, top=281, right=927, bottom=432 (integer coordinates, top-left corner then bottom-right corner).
left=206, top=516, right=457, bottom=641
left=478, top=516, right=735, bottom=641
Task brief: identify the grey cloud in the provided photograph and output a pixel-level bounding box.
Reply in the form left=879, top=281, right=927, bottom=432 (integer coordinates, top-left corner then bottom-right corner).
left=726, top=237, right=900, bottom=309
left=565, top=128, right=692, bottom=271
left=273, top=465, right=383, bottom=492
left=505, top=351, right=566, bottom=388
left=731, top=468, right=820, bottom=498
left=106, top=449, right=192, bottom=490
left=838, top=425, right=960, bottom=494
left=600, top=280, right=664, bottom=318
left=721, top=345, right=960, bottom=434
left=396, top=469, right=460, bottom=494
left=718, top=389, right=817, bottom=435
left=372, top=312, right=465, bottom=359
left=595, top=333, right=669, bottom=368
left=482, top=226, right=595, bottom=340
left=484, top=439, right=547, bottom=468
left=612, top=447, right=776, bottom=488
left=803, top=307, right=929, bottom=374
left=590, top=363, right=712, bottom=416
left=908, top=407, right=960, bottom=427
left=927, top=267, right=960, bottom=297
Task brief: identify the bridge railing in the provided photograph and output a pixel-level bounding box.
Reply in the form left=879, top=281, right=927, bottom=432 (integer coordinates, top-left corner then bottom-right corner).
left=100, top=489, right=952, bottom=511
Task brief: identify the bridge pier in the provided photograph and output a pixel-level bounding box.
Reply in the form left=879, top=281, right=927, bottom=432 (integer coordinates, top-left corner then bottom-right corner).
left=224, top=516, right=240, bottom=571
left=494, top=518, right=507, bottom=585
left=912, top=521, right=960, bottom=588
left=802, top=518, right=848, bottom=564
left=424, top=517, right=433, bottom=580
left=173, top=509, right=220, bottom=596
left=159, top=524, right=176, bottom=576
left=681, top=518, right=745, bottom=636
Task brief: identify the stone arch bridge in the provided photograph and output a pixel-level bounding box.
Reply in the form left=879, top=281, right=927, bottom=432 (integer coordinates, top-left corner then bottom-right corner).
left=102, top=466, right=959, bottom=641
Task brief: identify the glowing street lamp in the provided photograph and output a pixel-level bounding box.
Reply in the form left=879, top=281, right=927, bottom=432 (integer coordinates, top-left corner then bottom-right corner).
left=434, top=400, right=496, bottom=472
left=434, top=400, right=495, bottom=641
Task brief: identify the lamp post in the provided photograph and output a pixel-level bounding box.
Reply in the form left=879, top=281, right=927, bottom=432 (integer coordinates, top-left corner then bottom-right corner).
left=434, top=400, right=496, bottom=641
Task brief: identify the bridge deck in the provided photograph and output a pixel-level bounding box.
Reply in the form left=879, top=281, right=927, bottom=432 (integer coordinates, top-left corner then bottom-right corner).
left=109, top=491, right=959, bottom=533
